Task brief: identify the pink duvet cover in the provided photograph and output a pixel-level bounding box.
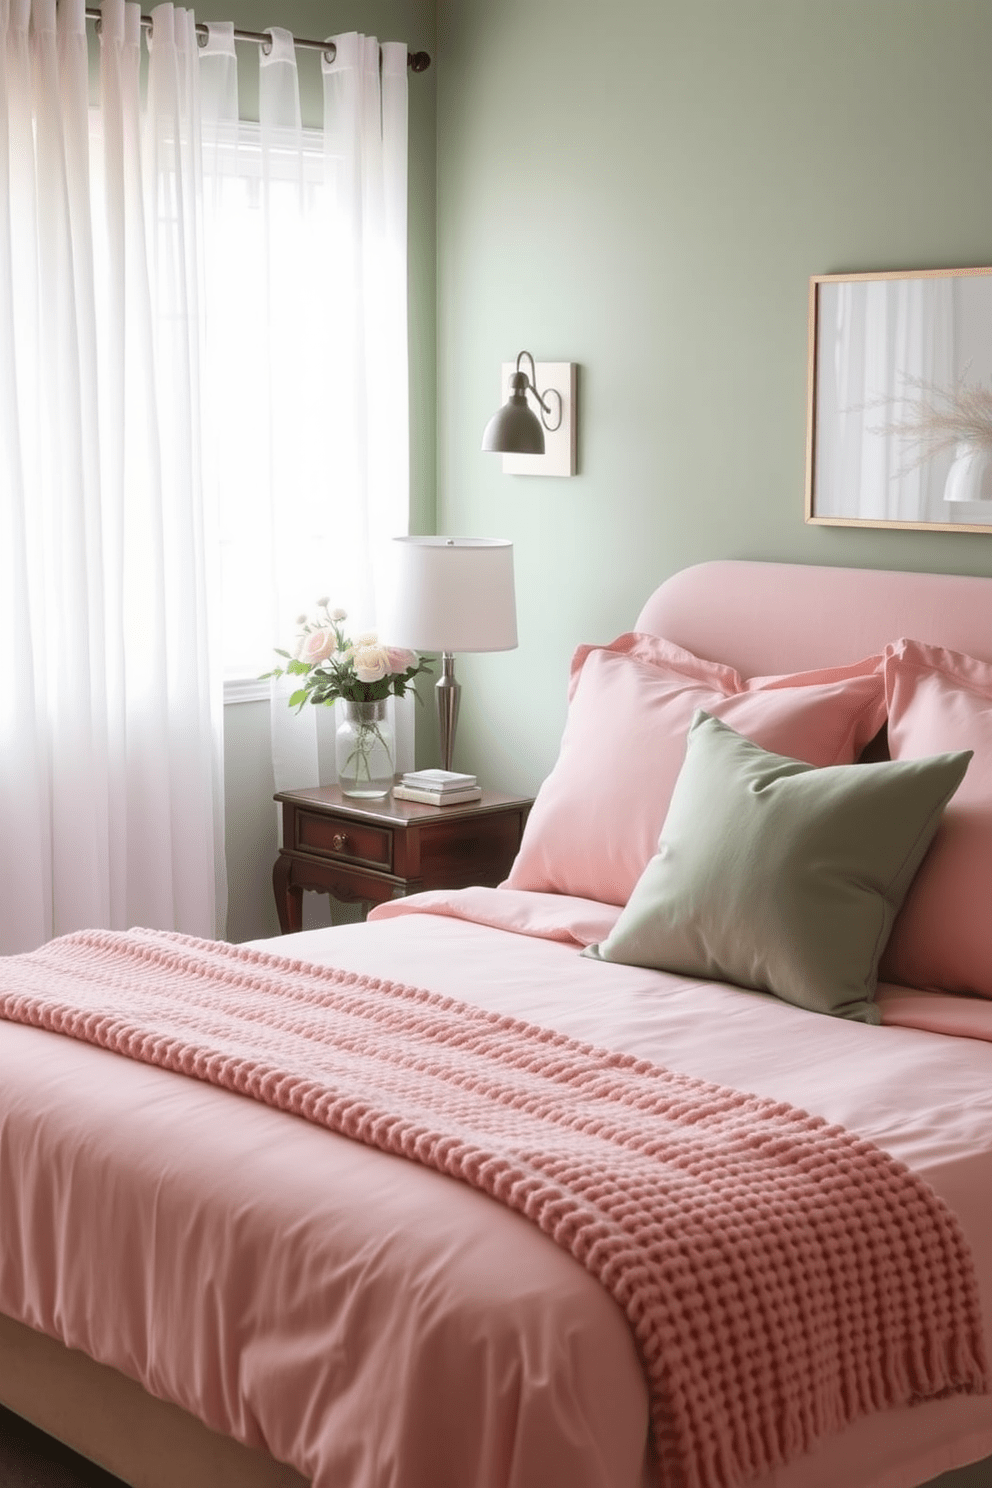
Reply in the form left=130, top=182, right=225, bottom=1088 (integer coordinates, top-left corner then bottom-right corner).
left=1, top=889, right=991, bottom=1488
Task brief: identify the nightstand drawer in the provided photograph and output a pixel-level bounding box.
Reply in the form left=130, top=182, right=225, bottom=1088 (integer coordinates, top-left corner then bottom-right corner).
left=295, top=812, right=393, bottom=871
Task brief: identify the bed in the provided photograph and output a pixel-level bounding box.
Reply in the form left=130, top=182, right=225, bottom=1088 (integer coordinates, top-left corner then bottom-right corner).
left=1, top=557, right=991, bottom=1488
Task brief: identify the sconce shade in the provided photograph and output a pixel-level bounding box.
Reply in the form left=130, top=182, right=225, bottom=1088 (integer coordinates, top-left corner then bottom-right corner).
left=385, top=537, right=518, bottom=653
left=481, top=374, right=546, bottom=455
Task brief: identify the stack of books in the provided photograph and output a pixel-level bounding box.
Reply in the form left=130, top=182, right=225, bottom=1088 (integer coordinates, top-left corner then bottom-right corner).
left=392, top=769, right=482, bottom=806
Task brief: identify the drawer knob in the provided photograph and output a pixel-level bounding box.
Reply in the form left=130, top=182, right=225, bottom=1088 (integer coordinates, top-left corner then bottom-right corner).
left=331, top=832, right=348, bottom=853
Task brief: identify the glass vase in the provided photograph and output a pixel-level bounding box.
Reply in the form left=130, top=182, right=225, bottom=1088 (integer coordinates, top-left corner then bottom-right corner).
left=335, top=699, right=394, bottom=798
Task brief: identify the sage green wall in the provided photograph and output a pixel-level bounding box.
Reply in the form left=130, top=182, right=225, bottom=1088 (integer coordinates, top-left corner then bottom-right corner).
left=436, top=0, right=992, bottom=795
left=220, top=0, right=436, bottom=941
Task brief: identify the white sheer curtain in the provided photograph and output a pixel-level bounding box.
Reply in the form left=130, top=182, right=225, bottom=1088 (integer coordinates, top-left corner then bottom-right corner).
left=194, top=27, right=411, bottom=789
left=267, top=33, right=411, bottom=788
left=0, top=0, right=225, bottom=953
left=816, top=277, right=955, bottom=522
left=0, top=7, right=409, bottom=953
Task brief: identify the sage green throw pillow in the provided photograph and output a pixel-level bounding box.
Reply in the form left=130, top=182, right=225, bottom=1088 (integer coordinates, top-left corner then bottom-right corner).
left=585, top=712, right=971, bottom=1023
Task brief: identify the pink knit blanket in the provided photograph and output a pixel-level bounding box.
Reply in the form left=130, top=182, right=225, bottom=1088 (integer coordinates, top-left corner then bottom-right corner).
left=2, top=929, right=986, bottom=1488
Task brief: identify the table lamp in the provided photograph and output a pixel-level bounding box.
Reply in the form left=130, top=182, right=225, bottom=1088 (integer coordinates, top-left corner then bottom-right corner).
left=386, top=537, right=518, bottom=772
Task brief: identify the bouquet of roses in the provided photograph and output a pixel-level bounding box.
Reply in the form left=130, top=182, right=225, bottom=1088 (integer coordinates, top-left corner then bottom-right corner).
left=262, top=600, right=431, bottom=711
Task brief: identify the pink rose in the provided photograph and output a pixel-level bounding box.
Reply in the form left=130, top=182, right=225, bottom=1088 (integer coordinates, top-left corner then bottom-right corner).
left=385, top=647, right=417, bottom=674
left=299, top=627, right=336, bottom=665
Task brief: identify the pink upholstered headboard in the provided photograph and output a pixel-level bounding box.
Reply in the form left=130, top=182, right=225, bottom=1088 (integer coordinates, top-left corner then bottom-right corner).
left=637, top=561, right=992, bottom=678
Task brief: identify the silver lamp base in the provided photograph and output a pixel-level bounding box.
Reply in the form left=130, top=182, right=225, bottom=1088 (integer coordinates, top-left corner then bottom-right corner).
left=436, top=652, right=461, bottom=772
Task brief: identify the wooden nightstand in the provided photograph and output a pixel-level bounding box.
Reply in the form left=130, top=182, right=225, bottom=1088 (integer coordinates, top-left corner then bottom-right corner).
left=272, top=786, right=533, bottom=933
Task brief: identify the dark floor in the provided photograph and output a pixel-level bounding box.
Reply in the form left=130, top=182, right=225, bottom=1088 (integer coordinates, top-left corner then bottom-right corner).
left=932, top=1464, right=992, bottom=1488
left=0, top=1405, right=126, bottom=1488
left=3, top=1398, right=992, bottom=1488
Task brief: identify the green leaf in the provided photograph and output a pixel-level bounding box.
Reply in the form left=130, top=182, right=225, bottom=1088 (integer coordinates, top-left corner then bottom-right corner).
left=288, top=689, right=309, bottom=709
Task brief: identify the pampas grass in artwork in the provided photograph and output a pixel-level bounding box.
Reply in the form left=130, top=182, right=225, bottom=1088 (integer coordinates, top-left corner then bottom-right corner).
left=870, top=376, right=992, bottom=470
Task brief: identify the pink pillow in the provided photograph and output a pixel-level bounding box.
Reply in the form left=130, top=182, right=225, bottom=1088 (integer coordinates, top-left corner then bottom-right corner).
left=504, top=633, right=886, bottom=906
left=879, top=639, right=992, bottom=999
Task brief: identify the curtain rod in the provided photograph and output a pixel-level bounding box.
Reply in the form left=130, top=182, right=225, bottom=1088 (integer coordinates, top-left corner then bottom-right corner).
left=82, top=9, right=431, bottom=71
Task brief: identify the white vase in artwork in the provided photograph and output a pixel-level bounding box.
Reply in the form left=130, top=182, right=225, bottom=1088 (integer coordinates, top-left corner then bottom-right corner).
left=943, top=442, right=992, bottom=503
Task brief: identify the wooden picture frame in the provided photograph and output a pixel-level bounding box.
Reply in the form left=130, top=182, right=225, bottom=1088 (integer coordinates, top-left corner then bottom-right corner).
left=805, top=266, right=992, bottom=533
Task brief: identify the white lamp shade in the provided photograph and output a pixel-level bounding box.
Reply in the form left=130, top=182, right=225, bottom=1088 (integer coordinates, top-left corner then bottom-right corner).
left=385, top=537, right=518, bottom=652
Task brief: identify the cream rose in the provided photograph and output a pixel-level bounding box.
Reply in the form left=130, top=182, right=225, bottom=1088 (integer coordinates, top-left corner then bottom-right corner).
left=352, top=643, right=390, bottom=683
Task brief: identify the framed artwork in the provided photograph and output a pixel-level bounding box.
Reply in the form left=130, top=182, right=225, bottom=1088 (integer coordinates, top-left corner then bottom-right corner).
left=806, top=266, right=992, bottom=533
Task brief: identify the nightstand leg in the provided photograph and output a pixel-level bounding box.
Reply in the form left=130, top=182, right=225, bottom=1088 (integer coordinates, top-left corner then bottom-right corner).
left=272, top=854, right=303, bottom=934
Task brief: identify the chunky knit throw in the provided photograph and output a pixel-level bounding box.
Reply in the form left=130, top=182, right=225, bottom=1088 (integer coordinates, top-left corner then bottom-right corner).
left=2, top=928, right=986, bottom=1488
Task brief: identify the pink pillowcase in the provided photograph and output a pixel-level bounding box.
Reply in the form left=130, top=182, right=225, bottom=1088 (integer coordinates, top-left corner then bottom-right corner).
left=879, top=639, right=992, bottom=999
left=504, top=633, right=886, bottom=907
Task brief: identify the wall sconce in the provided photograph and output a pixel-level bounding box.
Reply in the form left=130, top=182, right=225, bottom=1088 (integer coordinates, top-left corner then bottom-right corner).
left=482, top=352, right=577, bottom=477
left=482, top=351, right=560, bottom=454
